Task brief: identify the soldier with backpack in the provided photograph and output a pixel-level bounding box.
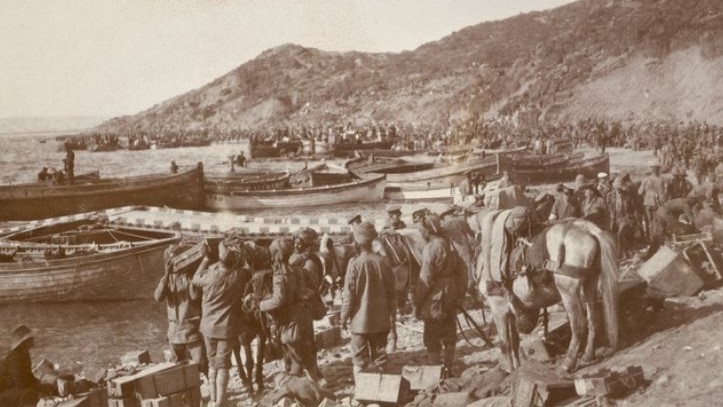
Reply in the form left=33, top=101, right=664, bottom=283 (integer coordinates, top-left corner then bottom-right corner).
left=412, top=213, right=467, bottom=377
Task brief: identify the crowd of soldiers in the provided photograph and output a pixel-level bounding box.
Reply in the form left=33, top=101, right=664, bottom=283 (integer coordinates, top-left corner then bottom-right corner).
left=546, top=160, right=720, bottom=259
left=149, top=204, right=471, bottom=406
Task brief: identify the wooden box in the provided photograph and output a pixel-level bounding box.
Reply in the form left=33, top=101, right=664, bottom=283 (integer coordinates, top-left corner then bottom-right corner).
left=513, top=365, right=575, bottom=407
left=401, top=365, right=443, bottom=391
left=637, top=246, right=703, bottom=297
left=574, top=366, right=644, bottom=397
left=108, top=363, right=176, bottom=398
left=135, top=362, right=200, bottom=399
left=354, top=372, right=410, bottom=405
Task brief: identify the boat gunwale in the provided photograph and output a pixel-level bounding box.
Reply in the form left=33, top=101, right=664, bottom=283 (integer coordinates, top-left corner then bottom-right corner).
left=207, top=173, right=386, bottom=197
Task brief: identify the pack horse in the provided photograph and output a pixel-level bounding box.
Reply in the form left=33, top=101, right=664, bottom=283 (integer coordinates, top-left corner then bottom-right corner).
left=476, top=208, right=619, bottom=373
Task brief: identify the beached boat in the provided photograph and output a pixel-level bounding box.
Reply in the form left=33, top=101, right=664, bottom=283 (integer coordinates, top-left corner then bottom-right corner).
left=329, top=141, right=395, bottom=158
left=205, top=171, right=291, bottom=192
left=0, top=218, right=179, bottom=303
left=385, top=157, right=499, bottom=190
left=506, top=154, right=610, bottom=185
left=346, top=156, right=435, bottom=175
left=249, top=139, right=304, bottom=158
left=0, top=164, right=205, bottom=221
left=497, top=151, right=584, bottom=170
left=355, top=149, right=429, bottom=158
left=205, top=170, right=386, bottom=210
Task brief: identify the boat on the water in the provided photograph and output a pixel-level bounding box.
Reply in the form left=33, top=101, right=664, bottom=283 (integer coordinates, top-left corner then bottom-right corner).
left=205, top=166, right=386, bottom=210
left=0, top=218, right=179, bottom=303
left=505, top=154, right=610, bottom=185
left=0, top=164, right=205, bottom=221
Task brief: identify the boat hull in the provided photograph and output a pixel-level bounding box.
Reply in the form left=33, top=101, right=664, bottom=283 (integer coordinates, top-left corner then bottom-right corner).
left=205, top=174, right=386, bottom=210
left=0, top=165, right=205, bottom=221
left=0, top=236, right=177, bottom=303
left=507, top=154, right=610, bottom=185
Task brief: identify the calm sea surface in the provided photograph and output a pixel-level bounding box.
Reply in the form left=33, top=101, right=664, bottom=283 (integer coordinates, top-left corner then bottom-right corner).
left=0, top=134, right=445, bottom=376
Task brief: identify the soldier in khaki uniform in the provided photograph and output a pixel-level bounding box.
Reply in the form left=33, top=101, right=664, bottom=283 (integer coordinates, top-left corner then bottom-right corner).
left=638, top=160, right=667, bottom=240
left=260, top=238, right=319, bottom=381
left=154, top=244, right=207, bottom=375
left=341, top=222, right=397, bottom=382
left=412, top=214, right=465, bottom=376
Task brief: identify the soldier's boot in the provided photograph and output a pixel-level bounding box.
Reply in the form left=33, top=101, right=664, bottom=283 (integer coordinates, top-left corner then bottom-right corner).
left=216, top=368, right=230, bottom=406
left=443, top=346, right=457, bottom=377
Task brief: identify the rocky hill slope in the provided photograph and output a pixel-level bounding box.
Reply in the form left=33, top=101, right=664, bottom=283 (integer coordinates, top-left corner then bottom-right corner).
left=95, top=0, right=723, bottom=134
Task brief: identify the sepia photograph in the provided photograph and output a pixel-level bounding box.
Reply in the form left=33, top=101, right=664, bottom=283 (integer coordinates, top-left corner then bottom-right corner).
left=0, top=0, right=722, bottom=406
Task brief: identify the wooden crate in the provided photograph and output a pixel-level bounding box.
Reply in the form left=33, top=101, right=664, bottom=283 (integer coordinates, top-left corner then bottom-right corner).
left=574, top=366, right=644, bottom=398
left=108, top=363, right=176, bottom=398
left=636, top=246, right=703, bottom=297
left=134, top=362, right=200, bottom=400
left=354, top=372, right=410, bottom=405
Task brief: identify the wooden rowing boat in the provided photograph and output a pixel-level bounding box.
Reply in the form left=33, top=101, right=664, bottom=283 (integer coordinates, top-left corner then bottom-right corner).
left=507, top=154, right=610, bottom=185
left=0, top=164, right=205, bottom=221
left=346, top=156, right=436, bottom=175
left=249, top=140, right=304, bottom=158
left=385, top=157, right=499, bottom=190
left=0, top=219, right=179, bottom=303
left=497, top=151, right=584, bottom=170
left=355, top=149, right=429, bottom=158
left=205, top=171, right=386, bottom=210
left=330, top=141, right=395, bottom=158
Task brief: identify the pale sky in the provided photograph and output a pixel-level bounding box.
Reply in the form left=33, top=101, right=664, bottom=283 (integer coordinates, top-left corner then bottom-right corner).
left=0, top=0, right=574, bottom=118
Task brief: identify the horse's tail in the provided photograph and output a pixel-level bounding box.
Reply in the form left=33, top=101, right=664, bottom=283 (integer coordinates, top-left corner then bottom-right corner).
left=574, top=220, right=619, bottom=350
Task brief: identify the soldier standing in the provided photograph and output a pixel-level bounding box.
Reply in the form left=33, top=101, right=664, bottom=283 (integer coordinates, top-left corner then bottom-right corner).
left=260, top=238, right=319, bottom=380
left=341, top=222, right=397, bottom=383
left=607, top=178, right=638, bottom=259
left=384, top=204, right=406, bottom=231
left=413, top=214, right=465, bottom=376
left=192, top=241, right=248, bottom=406
left=154, top=244, right=207, bottom=375
left=668, top=167, right=692, bottom=200
left=638, top=160, right=667, bottom=241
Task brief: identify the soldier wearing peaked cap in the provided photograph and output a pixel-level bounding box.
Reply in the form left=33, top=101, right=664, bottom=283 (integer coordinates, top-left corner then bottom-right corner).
left=384, top=204, right=406, bottom=231
left=341, top=222, right=397, bottom=383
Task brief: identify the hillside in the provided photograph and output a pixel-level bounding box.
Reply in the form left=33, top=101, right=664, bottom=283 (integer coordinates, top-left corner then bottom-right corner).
left=94, top=0, right=723, bottom=134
